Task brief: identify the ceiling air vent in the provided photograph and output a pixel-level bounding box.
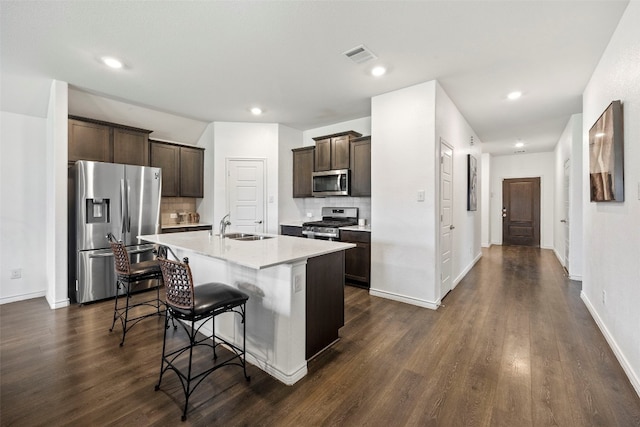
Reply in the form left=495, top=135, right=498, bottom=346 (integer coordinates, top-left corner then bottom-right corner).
left=343, top=45, right=377, bottom=64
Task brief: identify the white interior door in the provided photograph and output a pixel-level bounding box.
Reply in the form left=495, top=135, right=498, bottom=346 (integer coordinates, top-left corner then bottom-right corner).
left=226, top=159, right=266, bottom=233
left=440, top=140, right=454, bottom=299
left=563, top=159, right=570, bottom=271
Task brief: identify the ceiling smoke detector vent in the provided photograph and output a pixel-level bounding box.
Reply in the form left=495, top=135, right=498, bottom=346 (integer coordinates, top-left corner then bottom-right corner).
left=343, top=45, right=377, bottom=64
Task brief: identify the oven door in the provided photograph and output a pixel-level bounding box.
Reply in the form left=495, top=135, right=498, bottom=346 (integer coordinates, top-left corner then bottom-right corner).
left=302, top=229, right=337, bottom=241
left=312, top=169, right=349, bottom=197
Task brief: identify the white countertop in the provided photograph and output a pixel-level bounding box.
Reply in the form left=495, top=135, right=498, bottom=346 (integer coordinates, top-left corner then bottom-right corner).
left=139, top=230, right=355, bottom=270
left=340, top=225, right=371, bottom=232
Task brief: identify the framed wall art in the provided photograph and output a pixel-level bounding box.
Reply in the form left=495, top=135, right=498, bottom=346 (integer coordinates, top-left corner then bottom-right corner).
left=467, top=154, right=477, bottom=211
left=589, top=100, right=624, bottom=202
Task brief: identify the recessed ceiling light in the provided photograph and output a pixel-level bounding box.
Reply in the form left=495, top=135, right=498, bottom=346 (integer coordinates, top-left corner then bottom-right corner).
left=515, top=141, right=525, bottom=148
left=371, top=66, right=386, bottom=77
left=101, top=56, right=123, bottom=69
left=250, top=107, right=263, bottom=115
left=507, top=91, right=522, bottom=100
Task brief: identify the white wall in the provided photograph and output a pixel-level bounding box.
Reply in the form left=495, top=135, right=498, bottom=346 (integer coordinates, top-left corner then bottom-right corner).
left=371, top=81, right=438, bottom=307
left=370, top=80, right=482, bottom=308
left=194, top=123, right=215, bottom=224
left=277, top=124, right=304, bottom=224
left=481, top=153, right=491, bottom=247
left=553, top=114, right=583, bottom=279
left=212, top=122, right=280, bottom=234
left=435, top=83, right=483, bottom=289
left=45, top=80, right=69, bottom=308
left=490, top=152, right=555, bottom=248
left=581, top=1, right=640, bottom=396
left=0, top=111, right=48, bottom=303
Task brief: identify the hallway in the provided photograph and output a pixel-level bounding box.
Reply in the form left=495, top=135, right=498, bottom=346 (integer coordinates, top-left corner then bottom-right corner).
left=1, top=246, right=639, bottom=425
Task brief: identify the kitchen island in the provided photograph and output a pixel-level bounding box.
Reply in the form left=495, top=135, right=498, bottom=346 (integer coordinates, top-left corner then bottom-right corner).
left=138, top=230, right=354, bottom=385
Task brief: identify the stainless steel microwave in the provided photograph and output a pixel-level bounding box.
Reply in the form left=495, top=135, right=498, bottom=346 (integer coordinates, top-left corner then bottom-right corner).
left=312, top=169, right=349, bottom=197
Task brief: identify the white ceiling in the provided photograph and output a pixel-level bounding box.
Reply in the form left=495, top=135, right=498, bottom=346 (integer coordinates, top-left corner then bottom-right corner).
left=0, top=1, right=629, bottom=154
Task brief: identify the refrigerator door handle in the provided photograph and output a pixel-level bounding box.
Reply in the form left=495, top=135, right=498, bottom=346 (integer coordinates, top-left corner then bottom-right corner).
left=120, top=179, right=127, bottom=238
left=126, top=179, right=131, bottom=233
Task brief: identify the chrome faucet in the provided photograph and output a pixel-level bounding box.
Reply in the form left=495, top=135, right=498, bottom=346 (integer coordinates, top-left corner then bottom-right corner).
left=219, top=213, right=231, bottom=236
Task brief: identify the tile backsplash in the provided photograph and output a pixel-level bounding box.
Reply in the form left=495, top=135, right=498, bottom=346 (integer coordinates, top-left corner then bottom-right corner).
left=161, top=197, right=197, bottom=226
left=293, top=197, right=371, bottom=224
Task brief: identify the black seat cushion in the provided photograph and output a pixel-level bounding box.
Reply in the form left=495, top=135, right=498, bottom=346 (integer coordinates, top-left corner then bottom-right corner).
left=120, top=259, right=162, bottom=281
left=172, top=283, right=249, bottom=317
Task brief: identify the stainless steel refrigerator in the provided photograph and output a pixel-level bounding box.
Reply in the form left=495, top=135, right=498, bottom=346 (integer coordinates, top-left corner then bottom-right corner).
left=68, top=160, right=162, bottom=304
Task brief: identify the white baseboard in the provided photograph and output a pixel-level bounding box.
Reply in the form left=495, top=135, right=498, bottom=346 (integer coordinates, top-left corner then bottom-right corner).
left=453, top=252, right=482, bottom=289
left=553, top=248, right=565, bottom=266
left=568, top=274, right=582, bottom=281
left=198, top=321, right=307, bottom=386
left=0, top=290, right=46, bottom=305
left=368, top=288, right=439, bottom=310
left=581, top=291, right=640, bottom=398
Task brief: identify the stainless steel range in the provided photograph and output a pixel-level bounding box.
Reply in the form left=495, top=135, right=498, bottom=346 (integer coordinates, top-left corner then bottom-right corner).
left=302, top=207, right=358, bottom=240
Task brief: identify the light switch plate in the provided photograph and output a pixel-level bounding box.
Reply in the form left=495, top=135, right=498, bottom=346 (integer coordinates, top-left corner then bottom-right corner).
left=417, top=190, right=425, bottom=202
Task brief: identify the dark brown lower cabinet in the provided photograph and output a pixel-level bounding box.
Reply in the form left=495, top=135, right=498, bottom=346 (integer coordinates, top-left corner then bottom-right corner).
left=306, top=251, right=345, bottom=359
left=341, top=230, right=371, bottom=288
left=280, top=225, right=303, bottom=237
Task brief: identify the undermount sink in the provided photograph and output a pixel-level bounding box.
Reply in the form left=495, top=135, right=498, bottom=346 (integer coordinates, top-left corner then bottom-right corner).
left=223, top=233, right=273, bottom=241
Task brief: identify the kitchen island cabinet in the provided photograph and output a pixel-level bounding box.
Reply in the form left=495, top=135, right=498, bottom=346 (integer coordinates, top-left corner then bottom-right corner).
left=138, top=231, right=354, bottom=385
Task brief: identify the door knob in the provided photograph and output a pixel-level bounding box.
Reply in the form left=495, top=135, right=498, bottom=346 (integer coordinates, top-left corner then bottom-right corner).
left=254, top=220, right=263, bottom=224
left=450, top=225, right=455, bottom=230
left=560, top=219, right=567, bottom=223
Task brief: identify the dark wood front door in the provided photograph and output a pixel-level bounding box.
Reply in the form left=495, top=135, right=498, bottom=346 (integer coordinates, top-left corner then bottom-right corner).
left=502, top=177, right=540, bottom=246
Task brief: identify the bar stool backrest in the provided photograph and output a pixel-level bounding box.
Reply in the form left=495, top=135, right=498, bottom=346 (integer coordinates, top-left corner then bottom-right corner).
left=107, top=233, right=131, bottom=276
left=157, top=257, right=195, bottom=311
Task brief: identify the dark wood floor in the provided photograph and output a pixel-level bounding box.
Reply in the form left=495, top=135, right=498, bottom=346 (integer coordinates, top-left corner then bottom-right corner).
left=2, top=246, right=639, bottom=426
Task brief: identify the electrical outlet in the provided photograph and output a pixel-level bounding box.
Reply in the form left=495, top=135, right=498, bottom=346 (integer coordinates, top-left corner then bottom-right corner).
left=294, top=275, right=303, bottom=293
left=10, top=269, right=22, bottom=279
left=306, top=212, right=313, bottom=218
left=170, top=213, right=178, bottom=219
left=417, top=190, right=425, bottom=202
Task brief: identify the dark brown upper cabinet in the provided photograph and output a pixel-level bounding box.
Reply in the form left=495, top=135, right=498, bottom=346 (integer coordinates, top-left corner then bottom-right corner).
left=68, top=119, right=112, bottom=164
left=150, top=140, right=204, bottom=198
left=68, top=116, right=151, bottom=167
left=292, top=146, right=315, bottom=198
left=112, top=127, right=149, bottom=166
left=179, top=146, right=204, bottom=198
left=150, top=142, right=180, bottom=197
left=350, top=136, right=371, bottom=197
left=312, top=131, right=361, bottom=172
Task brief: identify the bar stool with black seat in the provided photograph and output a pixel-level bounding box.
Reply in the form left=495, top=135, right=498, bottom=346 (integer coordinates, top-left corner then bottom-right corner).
left=156, top=251, right=250, bottom=421
left=107, top=233, right=165, bottom=346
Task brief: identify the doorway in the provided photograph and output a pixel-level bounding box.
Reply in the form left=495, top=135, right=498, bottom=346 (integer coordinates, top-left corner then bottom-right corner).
left=226, top=159, right=266, bottom=233
left=563, top=160, right=570, bottom=271
left=440, top=140, right=453, bottom=298
left=502, top=177, right=540, bottom=247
